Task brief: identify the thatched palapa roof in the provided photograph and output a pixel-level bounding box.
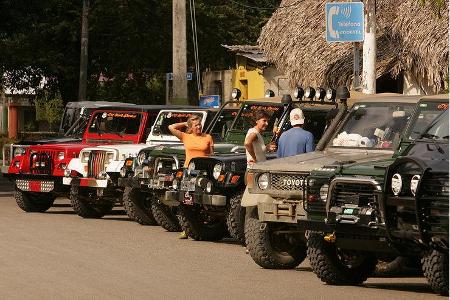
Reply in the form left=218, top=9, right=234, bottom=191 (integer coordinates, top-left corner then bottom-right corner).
left=258, top=0, right=449, bottom=92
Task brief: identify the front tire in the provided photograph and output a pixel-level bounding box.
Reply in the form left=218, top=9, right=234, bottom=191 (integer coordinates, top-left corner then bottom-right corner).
left=14, top=189, right=55, bottom=212
left=244, top=207, right=306, bottom=269
left=307, top=231, right=377, bottom=285
left=122, top=187, right=157, bottom=225
left=422, top=250, right=449, bottom=296
left=177, top=205, right=227, bottom=241
left=151, top=197, right=181, bottom=232
left=70, top=185, right=114, bottom=219
left=226, top=192, right=246, bottom=244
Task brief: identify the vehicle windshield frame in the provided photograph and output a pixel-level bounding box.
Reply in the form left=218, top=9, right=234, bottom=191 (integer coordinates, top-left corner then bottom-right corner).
left=87, top=111, right=143, bottom=135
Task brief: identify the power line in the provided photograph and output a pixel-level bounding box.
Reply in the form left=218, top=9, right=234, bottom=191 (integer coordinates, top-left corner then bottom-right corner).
left=228, top=0, right=302, bottom=10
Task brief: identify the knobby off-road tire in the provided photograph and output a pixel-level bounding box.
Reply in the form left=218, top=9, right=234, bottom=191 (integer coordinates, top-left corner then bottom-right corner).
left=244, top=207, right=307, bottom=269
left=177, top=205, right=228, bottom=241
left=151, top=197, right=181, bottom=232
left=14, top=189, right=55, bottom=212
left=70, top=185, right=115, bottom=219
left=122, top=187, right=157, bottom=225
left=226, top=192, right=246, bottom=245
left=422, top=250, right=449, bottom=296
left=307, top=231, right=377, bottom=285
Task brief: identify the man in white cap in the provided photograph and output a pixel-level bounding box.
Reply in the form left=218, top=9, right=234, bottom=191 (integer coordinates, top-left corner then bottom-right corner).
left=277, top=108, right=314, bottom=158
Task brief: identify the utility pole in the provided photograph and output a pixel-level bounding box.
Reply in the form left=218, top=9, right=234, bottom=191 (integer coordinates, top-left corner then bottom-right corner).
left=362, top=0, right=376, bottom=94
left=172, top=0, right=188, bottom=104
left=78, top=0, right=89, bottom=102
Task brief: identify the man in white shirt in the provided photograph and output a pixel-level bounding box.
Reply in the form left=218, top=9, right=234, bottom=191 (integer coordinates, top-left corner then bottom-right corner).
left=244, top=110, right=276, bottom=166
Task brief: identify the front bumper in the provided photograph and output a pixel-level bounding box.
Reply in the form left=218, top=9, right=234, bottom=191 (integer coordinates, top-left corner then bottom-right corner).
left=164, top=190, right=226, bottom=207
left=15, top=176, right=66, bottom=193
left=64, top=177, right=108, bottom=188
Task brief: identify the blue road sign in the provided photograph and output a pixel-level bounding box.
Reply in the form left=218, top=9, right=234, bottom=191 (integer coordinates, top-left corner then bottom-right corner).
left=199, top=95, right=220, bottom=108
left=166, top=72, right=193, bottom=81
left=325, top=2, right=364, bottom=42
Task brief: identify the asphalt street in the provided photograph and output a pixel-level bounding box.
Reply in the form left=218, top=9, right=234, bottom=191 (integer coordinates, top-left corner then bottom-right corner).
left=0, top=196, right=444, bottom=300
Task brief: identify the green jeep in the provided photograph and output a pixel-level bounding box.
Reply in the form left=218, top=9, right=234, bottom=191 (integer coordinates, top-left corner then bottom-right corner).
left=243, top=94, right=429, bottom=269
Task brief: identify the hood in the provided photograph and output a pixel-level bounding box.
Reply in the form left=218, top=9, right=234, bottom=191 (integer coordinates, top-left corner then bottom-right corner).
left=149, top=143, right=242, bottom=157
left=251, top=148, right=394, bottom=173
left=29, top=143, right=92, bottom=152
left=341, top=158, right=394, bottom=177
left=17, top=136, right=81, bottom=145
left=86, top=143, right=150, bottom=158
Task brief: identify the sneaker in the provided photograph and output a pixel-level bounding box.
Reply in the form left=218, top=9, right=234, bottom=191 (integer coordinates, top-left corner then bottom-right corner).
left=179, top=231, right=188, bottom=239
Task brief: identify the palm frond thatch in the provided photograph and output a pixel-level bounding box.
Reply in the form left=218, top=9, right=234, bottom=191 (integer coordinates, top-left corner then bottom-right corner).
left=258, top=0, right=449, bottom=92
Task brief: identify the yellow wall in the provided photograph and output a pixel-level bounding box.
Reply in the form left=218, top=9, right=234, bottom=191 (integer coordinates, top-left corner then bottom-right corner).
left=231, top=56, right=265, bottom=101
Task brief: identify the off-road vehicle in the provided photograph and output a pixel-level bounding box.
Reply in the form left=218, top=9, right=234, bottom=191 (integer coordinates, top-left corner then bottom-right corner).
left=243, top=94, right=426, bottom=269
left=2, top=101, right=135, bottom=173
left=382, top=109, right=448, bottom=295
left=10, top=105, right=161, bottom=213
left=65, top=107, right=223, bottom=218
left=166, top=87, right=347, bottom=242
left=304, top=96, right=448, bottom=283
left=118, top=105, right=239, bottom=227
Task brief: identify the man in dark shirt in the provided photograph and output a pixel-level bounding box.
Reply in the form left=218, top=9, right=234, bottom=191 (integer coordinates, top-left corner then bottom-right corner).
left=277, top=108, right=314, bottom=158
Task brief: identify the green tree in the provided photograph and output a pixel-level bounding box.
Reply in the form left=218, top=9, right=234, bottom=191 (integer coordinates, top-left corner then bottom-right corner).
left=35, top=93, right=64, bottom=131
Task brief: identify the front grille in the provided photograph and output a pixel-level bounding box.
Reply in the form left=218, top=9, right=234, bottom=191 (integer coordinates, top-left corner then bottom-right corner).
left=29, top=151, right=56, bottom=175
left=152, top=157, right=183, bottom=177
left=87, top=151, right=107, bottom=178
left=191, top=158, right=218, bottom=177
left=331, top=182, right=377, bottom=207
left=418, top=173, right=449, bottom=240
left=270, top=173, right=307, bottom=192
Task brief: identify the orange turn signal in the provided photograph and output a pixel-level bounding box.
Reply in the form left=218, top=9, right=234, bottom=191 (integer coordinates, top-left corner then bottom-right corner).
left=245, top=172, right=254, bottom=188
left=218, top=175, right=225, bottom=182
left=176, top=171, right=183, bottom=178
left=125, top=160, right=133, bottom=166
left=230, top=175, right=240, bottom=184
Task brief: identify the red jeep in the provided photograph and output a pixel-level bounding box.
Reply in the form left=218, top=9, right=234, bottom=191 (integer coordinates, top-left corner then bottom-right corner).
left=7, top=105, right=169, bottom=213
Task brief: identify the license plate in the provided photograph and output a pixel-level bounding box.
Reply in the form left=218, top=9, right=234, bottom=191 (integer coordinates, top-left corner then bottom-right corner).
left=183, top=191, right=193, bottom=205
left=343, top=208, right=354, bottom=215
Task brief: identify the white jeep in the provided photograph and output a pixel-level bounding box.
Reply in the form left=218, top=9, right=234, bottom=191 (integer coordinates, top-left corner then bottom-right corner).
left=64, top=109, right=211, bottom=218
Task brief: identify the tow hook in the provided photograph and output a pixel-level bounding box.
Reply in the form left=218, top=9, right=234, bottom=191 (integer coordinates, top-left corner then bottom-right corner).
left=323, top=232, right=336, bottom=243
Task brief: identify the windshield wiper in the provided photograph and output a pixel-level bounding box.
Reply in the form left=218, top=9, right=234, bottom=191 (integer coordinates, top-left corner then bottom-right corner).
left=421, top=132, right=440, bottom=139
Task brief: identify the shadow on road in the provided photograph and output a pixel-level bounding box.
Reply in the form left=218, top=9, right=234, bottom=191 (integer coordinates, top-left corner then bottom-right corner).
left=294, top=266, right=313, bottom=272
left=52, top=203, right=72, bottom=208
left=363, top=282, right=434, bottom=294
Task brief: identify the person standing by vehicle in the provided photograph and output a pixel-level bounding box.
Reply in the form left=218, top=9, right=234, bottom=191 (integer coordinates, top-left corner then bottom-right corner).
left=244, top=110, right=276, bottom=166
left=169, top=114, right=214, bottom=239
left=277, top=108, right=314, bottom=158
left=169, top=114, right=214, bottom=167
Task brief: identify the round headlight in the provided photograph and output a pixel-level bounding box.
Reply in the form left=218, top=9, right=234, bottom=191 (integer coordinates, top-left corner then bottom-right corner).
left=315, top=87, right=326, bottom=100
left=81, top=152, right=90, bottom=163
left=294, top=86, right=304, bottom=99
left=391, top=173, right=402, bottom=195
left=120, top=166, right=127, bottom=178
left=258, top=173, right=269, bottom=190
left=305, top=87, right=315, bottom=99
left=410, top=175, right=421, bottom=196
left=231, top=88, right=241, bottom=100
left=157, top=161, right=163, bottom=171
left=213, top=163, right=222, bottom=180
left=172, top=179, right=179, bottom=190
left=172, top=162, right=177, bottom=170
left=58, top=152, right=65, bottom=160
left=106, top=153, right=114, bottom=164
left=326, top=88, right=336, bottom=100
left=265, top=89, right=275, bottom=98
left=64, top=169, right=71, bottom=177
left=137, top=152, right=146, bottom=165
left=13, top=147, right=25, bottom=157
left=206, top=181, right=213, bottom=193
left=319, top=184, right=329, bottom=202
left=187, top=161, right=195, bottom=175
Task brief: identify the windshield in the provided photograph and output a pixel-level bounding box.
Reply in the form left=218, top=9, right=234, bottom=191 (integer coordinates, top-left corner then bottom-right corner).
left=152, top=111, right=204, bottom=136
left=408, top=101, right=449, bottom=139
left=229, top=103, right=285, bottom=135
left=331, top=102, right=415, bottom=149
left=208, top=109, right=239, bottom=142
left=423, top=110, right=449, bottom=140
left=60, top=107, right=82, bottom=133
left=88, top=111, right=142, bottom=135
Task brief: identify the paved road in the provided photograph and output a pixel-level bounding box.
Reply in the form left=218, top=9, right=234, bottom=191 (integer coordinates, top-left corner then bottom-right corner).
left=0, top=196, right=443, bottom=300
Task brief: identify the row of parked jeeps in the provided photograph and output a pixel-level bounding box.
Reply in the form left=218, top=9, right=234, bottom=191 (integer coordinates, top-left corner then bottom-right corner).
left=2, top=88, right=448, bottom=296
